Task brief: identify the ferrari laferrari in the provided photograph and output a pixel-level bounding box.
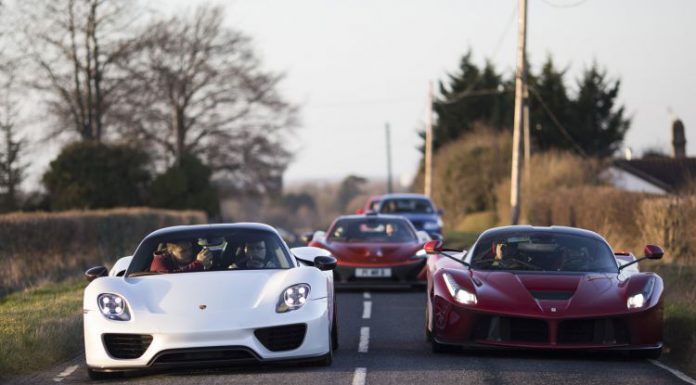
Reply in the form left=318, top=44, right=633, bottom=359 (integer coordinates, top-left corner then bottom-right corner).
left=425, top=225, right=664, bottom=357
left=309, top=213, right=431, bottom=287
left=83, top=224, right=337, bottom=379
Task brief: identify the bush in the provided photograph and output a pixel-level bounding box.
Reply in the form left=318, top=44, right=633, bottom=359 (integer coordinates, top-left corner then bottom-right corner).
left=0, top=208, right=206, bottom=295
left=149, top=153, right=219, bottom=216
left=42, top=142, right=151, bottom=210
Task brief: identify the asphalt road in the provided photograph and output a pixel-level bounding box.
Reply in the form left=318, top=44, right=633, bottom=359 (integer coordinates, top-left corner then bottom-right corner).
left=10, top=290, right=690, bottom=385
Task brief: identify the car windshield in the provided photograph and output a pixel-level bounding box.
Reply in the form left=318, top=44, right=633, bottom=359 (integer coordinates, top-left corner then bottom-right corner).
left=327, top=218, right=417, bottom=243
left=129, top=229, right=294, bottom=275
left=380, top=198, right=434, bottom=214
left=469, top=232, right=618, bottom=273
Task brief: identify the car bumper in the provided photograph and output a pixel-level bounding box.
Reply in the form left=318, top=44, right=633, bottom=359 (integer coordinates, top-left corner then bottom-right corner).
left=333, top=259, right=427, bottom=287
left=84, top=298, right=330, bottom=371
left=431, top=295, right=663, bottom=350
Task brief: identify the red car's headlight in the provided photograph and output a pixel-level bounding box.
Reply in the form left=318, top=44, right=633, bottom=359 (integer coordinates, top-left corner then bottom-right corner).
left=443, top=272, right=477, bottom=305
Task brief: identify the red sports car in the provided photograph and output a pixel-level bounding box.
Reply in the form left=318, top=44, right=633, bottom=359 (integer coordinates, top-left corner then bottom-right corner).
left=309, top=214, right=430, bottom=287
left=425, top=225, right=664, bottom=357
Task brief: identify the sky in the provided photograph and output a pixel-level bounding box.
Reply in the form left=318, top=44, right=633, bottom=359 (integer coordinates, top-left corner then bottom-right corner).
left=33, top=0, right=696, bottom=188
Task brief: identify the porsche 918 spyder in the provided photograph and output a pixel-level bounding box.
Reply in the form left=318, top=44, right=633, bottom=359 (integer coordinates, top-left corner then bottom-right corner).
left=83, top=223, right=337, bottom=379
left=424, top=225, right=664, bottom=358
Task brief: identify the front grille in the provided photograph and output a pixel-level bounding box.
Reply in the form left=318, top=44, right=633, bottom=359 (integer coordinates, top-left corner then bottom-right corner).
left=151, top=347, right=257, bottom=365
left=103, top=333, right=153, bottom=359
left=472, top=316, right=548, bottom=343
left=254, top=324, right=307, bottom=352
left=529, top=290, right=574, bottom=300
left=558, top=318, right=629, bottom=344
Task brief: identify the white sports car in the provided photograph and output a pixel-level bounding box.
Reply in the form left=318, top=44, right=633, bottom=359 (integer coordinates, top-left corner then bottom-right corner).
left=83, top=223, right=337, bottom=379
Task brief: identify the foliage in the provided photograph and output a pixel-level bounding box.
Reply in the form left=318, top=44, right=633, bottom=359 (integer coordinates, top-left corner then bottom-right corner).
left=0, top=279, right=85, bottom=377
left=0, top=59, right=26, bottom=212
left=427, top=53, right=630, bottom=158
left=0, top=207, right=207, bottom=294
left=42, top=142, right=151, bottom=210
left=336, top=175, right=368, bottom=212
left=114, top=4, right=296, bottom=195
left=149, top=153, right=219, bottom=216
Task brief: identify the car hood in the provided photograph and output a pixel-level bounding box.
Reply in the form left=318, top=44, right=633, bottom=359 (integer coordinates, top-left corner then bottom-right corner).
left=86, top=268, right=327, bottom=317
left=471, top=271, right=629, bottom=318
left=323, top=241, right=423, bottom=265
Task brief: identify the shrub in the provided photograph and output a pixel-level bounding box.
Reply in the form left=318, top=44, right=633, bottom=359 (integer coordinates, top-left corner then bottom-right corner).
left=149, top=153, right=219, bottom=216
left=42, top=142, right=151, bottom=210
left=0, top=207, right=206, bottom=295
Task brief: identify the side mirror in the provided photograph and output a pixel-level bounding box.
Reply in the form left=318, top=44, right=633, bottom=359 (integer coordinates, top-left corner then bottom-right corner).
left=424, top=240, right=444, bottom=254
left=644, top=245, right=664, bottom=260
left=314, top=255, right=337, bottom=271
left=356, top=208, right=364, bottom=214
left=85, top=266, right=108, bottom=282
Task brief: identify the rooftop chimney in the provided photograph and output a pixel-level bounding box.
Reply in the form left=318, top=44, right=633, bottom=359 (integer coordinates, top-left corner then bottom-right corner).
left=672, top=118, right=686, bottom=158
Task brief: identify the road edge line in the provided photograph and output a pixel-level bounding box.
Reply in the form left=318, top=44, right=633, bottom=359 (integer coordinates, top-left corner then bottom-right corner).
left=648, top=359, right=696, bottom=385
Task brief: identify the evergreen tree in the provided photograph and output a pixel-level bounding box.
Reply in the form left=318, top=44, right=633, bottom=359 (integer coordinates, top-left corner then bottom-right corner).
left=528, top=58, right=573, bottom=152
left=568, top=63, right=630, bottom=157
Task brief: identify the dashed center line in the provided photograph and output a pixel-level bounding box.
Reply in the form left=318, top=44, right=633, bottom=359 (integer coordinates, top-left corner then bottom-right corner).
left=53, top=364, right=78, bottom=382
left=352, top=367, right=367, bottom=385
left=363, top=291, right=371, bottom=299
left=358, top=326, right=370, bottom=353
left=362, top=301, right=372, bottom=319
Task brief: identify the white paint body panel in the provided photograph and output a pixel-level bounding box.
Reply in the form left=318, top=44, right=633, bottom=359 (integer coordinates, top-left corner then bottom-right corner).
left=84, top=265, right=333, bottom=370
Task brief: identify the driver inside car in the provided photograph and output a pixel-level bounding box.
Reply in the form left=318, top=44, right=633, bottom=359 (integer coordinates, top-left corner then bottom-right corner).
left=150, top=240, right=214, bottom=273
left=228, top=239, right=278, bottom=269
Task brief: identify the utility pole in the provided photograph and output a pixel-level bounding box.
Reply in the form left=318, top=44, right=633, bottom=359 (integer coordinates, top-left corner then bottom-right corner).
left=424, top=81, right=434, bottom=197
left=510, top=0, right=528, bottom=225
left=385, top=122, right=393, bottom=193
left=523, top=83, right=531, bottom=187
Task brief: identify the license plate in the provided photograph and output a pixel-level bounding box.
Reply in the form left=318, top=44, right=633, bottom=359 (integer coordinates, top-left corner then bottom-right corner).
left=355, top=268, right=392, bottom=278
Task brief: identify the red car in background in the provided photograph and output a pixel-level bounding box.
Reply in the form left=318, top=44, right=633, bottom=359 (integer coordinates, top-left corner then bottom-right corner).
left=425, top=225, right=664, bottom=358
left=309, top=213, right=431, bottom=288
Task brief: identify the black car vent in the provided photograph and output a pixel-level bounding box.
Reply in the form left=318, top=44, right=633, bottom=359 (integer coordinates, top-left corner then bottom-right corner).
left=150, top=346, right=257, bottom=366
left=103, top=333, right=153, bottom=359
left=254, top=323, right=307, bottom=352
left=529, top=290, right=574, bottom=300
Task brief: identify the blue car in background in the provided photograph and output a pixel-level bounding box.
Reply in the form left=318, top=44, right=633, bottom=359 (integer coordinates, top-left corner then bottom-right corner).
left=375, top=193, right=443, bottom=238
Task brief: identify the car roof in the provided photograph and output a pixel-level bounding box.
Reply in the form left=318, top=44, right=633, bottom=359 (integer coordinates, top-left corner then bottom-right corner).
left=332, top=213, right=413, bottom=222
left=478, top=225, right=606, bottom=242
left=146, top=223, right=280, bottom=239
left=379, top=193, right=433, bottom=200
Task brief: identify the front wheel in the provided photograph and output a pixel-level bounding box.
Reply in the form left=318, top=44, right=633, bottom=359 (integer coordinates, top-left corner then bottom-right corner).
left=332, top=298, right=339, bottom=350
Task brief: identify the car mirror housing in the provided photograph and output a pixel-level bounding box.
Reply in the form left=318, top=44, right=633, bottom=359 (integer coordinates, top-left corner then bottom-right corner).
left=644, top=245, right=664, bottom=260
left=424, top=240, right=444, bottom=254
left=314, top=255, right=337, bottom=271
left=85, top=266, right=108, bottom=282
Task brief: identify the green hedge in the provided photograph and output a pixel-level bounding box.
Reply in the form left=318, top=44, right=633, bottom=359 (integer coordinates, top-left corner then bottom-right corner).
left=0, top=208, right=206, bottom=295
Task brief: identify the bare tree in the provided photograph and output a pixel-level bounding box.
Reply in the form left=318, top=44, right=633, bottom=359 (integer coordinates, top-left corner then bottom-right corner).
left=16, top=0, right=139, bottom=142
left=0, top=59, right=26, bottom=211
left=115, top=5, right=297, bottom=194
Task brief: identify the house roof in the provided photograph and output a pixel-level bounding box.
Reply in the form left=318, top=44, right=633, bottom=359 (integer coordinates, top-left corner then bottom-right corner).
left=613, top=157, right=696, bottom=193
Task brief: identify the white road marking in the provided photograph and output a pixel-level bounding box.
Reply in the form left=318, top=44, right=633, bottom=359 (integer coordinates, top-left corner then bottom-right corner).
left=649, top=359, right=696, bottom=385
left=352, top=367, right=367, bottom=385
left=358, top=326, right=370, bottom=353
left=362, top=301, right=372, bottom=319
left=53, top=364, right=78, bottom=382
left=363, top=291, right=371, bottom=299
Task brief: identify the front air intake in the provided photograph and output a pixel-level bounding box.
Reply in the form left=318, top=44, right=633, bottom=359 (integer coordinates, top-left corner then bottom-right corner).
left=103, top=333, right=153, bottom=359
left=254, top=323, right=307, bottom=351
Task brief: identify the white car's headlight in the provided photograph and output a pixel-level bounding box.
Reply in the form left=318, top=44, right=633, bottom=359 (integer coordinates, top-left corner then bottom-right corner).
left=442, top=272, right=477, bottom=305
left=627, top=277, right=655, bottom=309
left=97, top=293, right=131, bottom=321
left=423, top=221, right=440, bottom=230
left=277, top=284, right=311, bottom=313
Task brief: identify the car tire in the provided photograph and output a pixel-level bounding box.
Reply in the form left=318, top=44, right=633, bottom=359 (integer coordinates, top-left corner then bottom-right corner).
left=87, top=368, right=122, bottom=380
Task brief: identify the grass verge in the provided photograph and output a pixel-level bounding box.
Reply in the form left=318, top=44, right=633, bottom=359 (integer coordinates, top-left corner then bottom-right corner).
left=0, top=279, right=85, bottom=378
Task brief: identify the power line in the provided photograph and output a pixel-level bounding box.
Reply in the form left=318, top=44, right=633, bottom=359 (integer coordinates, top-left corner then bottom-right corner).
left=528, top=85, right=587, bottom=157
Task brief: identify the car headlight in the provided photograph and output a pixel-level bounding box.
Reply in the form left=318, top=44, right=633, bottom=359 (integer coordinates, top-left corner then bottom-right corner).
left=277, top=283, right=311, bottom=313
left=627, top=277, right=655, bottom=309
left=442, top=272, right=477, bottom=305
left=97, top=293, right=131, bottom=321
left=423, top=221, right=440, bottom=230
